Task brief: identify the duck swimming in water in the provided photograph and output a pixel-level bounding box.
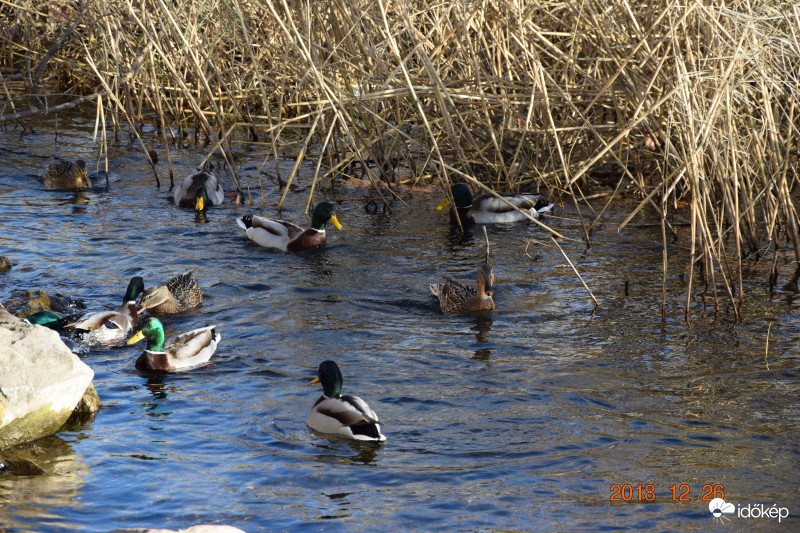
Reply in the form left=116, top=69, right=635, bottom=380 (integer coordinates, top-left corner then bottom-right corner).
left=236, top=202, right=342, bottom=252
left=68, top=276, right=144, bottom=345
left=430, top=263, right=495, bottom=315
left=173, top=170, right=224, bottom=212
left=43, top=157, right=91, bottom=189
left=127, top=316, right=221, bottom=372
left=138, top=271, right=203, bottom=315
left=307, top=360, right=386, bottom=443
left=430, top=227, right=496, bottom=315
left=437, top=183, right=553, bottom=225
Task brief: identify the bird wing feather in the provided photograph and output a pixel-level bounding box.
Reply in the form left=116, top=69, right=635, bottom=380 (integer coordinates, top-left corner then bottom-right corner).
left=312, top=396, right=378, bottom=426
left=164, top=325, right=219, bottom=360
left=70, top=310, right=121, bottom=331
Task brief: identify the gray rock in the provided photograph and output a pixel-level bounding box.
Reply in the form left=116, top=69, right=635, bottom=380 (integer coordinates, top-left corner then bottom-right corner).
left=109, top=527, right=246, bottom=533
left=0, top=304, right=95, bottom=447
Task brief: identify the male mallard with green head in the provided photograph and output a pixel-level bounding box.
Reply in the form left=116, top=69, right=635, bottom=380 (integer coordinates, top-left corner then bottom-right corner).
left=68, top=276, right=145, bottom=344
left=437, top=183, right=553, bottom=225
left=43, top=157, right=91, bottom=189
left=127, top=316, right=220, bottom=372
left=307, top=360, right=386, bottom=443
left=25, top=310, right=70, bottom=330
left=139, top=271, right=202, bottom=315
left=173, top=170, right=224, bottom=212
left=236, top=202, right=342, bottom=252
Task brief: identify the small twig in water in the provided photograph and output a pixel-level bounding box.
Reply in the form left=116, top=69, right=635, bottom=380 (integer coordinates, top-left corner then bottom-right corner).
left=550, top=235, right=599, bottom=309
left=483, top=226, right=490, bottom=263
left=765, top=322, right=772, bottom=370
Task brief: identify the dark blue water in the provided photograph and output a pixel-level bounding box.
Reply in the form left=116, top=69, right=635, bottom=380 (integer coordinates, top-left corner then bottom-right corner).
left=1, top=115, right=798, bottom=531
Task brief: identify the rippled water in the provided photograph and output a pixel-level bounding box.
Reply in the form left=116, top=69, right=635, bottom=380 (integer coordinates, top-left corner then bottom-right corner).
left=1, top=115, right=799, bottom=531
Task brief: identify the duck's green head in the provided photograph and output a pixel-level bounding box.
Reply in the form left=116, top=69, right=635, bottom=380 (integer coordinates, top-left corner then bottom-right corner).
left=127, top=316, right=165, bottom=352
left=194, top=186, right=210, bottom=212
left=437, top=183, right=473, bottom=210
left=311, top=360, right=343, bottom=398
left=311, top=202, right=343, bottom=231
left=25, top=310, right=68, bottom=330
left=124, top=276, right=145, bottom=304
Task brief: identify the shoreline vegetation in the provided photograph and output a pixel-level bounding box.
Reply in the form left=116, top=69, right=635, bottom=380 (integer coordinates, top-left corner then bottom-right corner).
left=1, top=0, right=799, bottom=318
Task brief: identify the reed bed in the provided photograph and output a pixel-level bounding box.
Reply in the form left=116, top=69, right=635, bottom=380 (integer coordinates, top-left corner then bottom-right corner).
left=1, top=0, right=799, bottom=318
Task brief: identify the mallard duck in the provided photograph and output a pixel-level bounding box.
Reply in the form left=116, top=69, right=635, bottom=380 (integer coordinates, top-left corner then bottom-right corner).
left=68, top=276, right=145, bottom=344
left=127, top=316, right=221, bottom=372
left=430, top=263, right=495, bottom=315
left=24, top=310, right=70, bottom=330
left=437, top=183, right=553, bottom=225
left=236, top=202, right=342, bottom=252
left=138, top=271, right=202, bottom=315
left=307, top=360, right=386, bottom=443
left=173, top=170, right=224, bottom=211
left=43, top=157, right=91, bottom=189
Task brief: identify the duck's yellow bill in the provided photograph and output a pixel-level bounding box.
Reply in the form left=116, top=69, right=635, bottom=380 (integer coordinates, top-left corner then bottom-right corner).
left=436, top=198, right=450, bottom=211
left=127, top=330, right=145, bottom=345
left=195, top=197, right=205, bottom=211
left=329, top=215, right=342, bottom=230
left=310, top=376, right=320, bottom=385
left=137, top=306, right=147, bottom=315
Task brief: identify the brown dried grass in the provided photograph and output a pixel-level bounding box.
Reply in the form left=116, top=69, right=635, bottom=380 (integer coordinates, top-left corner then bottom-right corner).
left=1, top=0, right=799, bottom=317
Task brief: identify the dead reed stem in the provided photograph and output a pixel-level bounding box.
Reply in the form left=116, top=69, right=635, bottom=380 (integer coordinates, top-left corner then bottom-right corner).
left=550, top=236, right=599, bottom=309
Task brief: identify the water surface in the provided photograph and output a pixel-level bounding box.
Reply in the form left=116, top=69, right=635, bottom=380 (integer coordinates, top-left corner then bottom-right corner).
left=0, top=115, right=798, bottom=531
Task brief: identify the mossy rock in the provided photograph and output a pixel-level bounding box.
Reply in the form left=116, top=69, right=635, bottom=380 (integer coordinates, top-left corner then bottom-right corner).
left=64, top=383, right=101, bottom=428
left=0, top=306, right=95, bottom=447
left=0, top=402, right=76, bottom=447
left=4, top=289, right=52, bottom=318
left=0, top=256, right=11, bottom=272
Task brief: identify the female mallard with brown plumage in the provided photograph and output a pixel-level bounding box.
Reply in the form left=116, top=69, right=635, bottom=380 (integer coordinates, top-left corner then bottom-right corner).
left=138, top=271, right=202, bottom=315
left=307, top=360, right=386, bottom=443
left=430, top=227, right=496, bottom=315
left=437, top=183, right=553, bottom=225
left=43, top=157, right=91, bottom=189
left=173, top=170, right=224, bottom=212
left=127, top=316, right=220, bottom=372
left=430, top=263, right=495, bottom=315
left=236, top=202, right=342, bottom=252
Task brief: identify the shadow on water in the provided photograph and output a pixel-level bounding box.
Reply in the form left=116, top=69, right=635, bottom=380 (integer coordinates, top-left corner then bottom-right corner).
left=309, top=436, right=381, bottom=466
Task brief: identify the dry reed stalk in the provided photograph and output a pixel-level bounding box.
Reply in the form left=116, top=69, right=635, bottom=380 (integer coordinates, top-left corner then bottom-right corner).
left=548, top=236, right=599, bottom=309
left=92, top=93, right=109, bottom=187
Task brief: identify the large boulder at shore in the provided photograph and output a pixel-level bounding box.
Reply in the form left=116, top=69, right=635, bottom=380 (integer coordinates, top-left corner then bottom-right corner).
left=109, top=527, right=246, bottom=533
left=0, top=304, right=95, bottom=447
